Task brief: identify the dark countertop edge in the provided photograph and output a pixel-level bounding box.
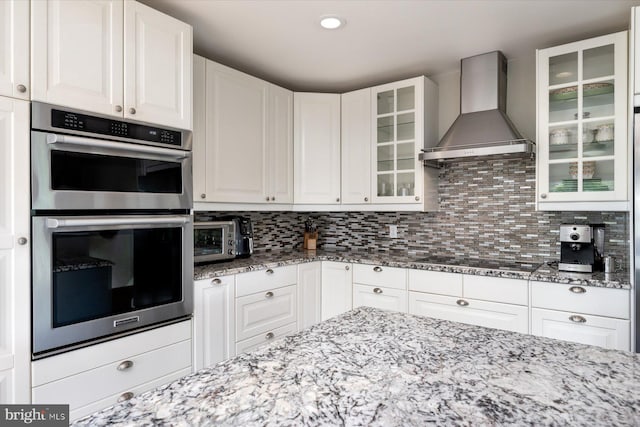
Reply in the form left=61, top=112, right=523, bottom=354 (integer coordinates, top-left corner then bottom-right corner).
left=193, top=250, right=632, bottom=290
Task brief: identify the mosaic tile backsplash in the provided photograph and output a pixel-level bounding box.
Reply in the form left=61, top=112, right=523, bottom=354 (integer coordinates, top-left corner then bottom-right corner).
left=196, top=157, right=630, bottom=270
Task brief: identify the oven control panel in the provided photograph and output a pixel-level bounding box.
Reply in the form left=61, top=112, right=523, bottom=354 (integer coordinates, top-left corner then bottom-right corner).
left=51, top=109, right=182, bottom=146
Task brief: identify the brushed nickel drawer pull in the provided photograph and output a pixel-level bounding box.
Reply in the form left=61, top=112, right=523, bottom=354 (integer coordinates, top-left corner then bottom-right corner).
left=117, top=360, right=134, bottom=371
left=373, top=287, right=383, bottom=294
left=569, top=315, right=587, bottom=323
left=266, top=269, right=274, bottom=275
left=118, top=392, right=134, bottom=402
left=265, top=291, right=274, bottom=298
left=456, top=299, right=469, bottom=307
left=212, top=278, right=222, bottom=285
left=569, top=286, right=586, bottom=294
left=265, top=332, right=275, bottom=340
left=373, top=266, right=383, bottom=272
left=345, top=265, right=350, bottom=271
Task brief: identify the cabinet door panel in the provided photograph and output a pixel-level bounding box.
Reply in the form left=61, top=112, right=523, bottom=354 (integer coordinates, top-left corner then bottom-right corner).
left=531, top=281, right=629, bottom=319
left=341, top=88, right=371, bottom=204
left=124, top=0, right=192, bottom=129
left=0, top=0, right=29, bottom=99
left=194, top=277, right=235, bottom=371
left=294, top=93, right=341, bottom=204
left=353, top=284, right=407, bottom=313
left=268, top=84, right=293, bottom=203
left=409, top=292, right=528, bottom=334
left=235, top=285, right=296, bottom=341
left=297, top=262, right=322, bottom=330
left=0, top=97, right=29, bottom=403
left=31, top=0, right=123, bottom=116
left=531, top=308, right=629, bottom=351
left=321, top=262, right=352, bottom=321
left=205, top=61, right=268, bottom=203
left=32, top=340, right=191, bottom=411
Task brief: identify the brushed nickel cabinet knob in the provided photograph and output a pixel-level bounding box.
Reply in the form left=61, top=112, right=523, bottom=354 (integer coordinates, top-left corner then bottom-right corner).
left=17, top=237, right=28, bottom=245
left=540, top=193, right=547, bottom=199
left=17, top=84, right=26, bottom=93
left=129, top=107, right=136, bottom=114
left=115, top=105, right=123, bottom=112
left=118, top=392, right=134, bottom=402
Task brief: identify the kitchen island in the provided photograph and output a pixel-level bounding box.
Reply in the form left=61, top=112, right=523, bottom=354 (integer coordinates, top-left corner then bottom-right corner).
left=74, top=307, right=639, bottom=426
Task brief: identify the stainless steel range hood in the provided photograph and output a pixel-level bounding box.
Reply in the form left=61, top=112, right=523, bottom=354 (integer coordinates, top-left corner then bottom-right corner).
left=419, top=51, right=534, bottom=163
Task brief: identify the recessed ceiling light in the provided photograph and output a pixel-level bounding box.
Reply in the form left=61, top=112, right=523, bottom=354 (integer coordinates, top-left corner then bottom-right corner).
left=319, top=15, right=345, bottom=30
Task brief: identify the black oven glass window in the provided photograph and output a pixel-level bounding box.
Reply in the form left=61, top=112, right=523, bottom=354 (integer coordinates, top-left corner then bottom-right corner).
left=194, top=229, right=223, bottom=256
left=50, top=151, right=182, bottom=193
left=51, top=227, right=183, bottom=327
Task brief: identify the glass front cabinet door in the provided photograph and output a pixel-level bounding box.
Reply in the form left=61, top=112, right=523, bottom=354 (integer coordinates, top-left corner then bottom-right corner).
left=371, top=76, right=438, bottom=207
left=536, top=31, right=628, bottom=210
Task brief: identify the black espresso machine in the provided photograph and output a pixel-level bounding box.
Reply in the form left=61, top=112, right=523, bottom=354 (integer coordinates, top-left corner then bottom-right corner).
left=559, top=224, right=604, bottom=273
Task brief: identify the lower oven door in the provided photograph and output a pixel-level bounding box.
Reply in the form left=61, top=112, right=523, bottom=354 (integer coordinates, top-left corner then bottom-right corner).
left=31, top=130, right=193, bottom=210
left=32, top=214, right=193, bottom=357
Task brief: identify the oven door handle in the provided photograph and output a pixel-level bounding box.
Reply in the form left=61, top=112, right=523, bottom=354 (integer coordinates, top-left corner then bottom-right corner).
left=47, top=216, right=189, bottom=229
left=46, top=133, right=188, bottom=159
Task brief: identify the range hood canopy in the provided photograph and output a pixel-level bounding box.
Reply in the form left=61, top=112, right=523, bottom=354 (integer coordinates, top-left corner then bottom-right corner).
left=420, top=51, right=534, bottom=163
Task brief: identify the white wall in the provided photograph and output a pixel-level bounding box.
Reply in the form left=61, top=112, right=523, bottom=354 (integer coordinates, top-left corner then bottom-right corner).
left=431, top=54, right=537, bottom=142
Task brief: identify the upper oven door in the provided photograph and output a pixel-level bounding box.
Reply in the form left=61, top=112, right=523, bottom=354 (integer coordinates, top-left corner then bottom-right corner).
left=31, top=130, right=193, bottom=210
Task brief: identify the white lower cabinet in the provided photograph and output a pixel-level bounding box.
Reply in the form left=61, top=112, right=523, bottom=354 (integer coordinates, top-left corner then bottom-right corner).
left=193, top=275, right=235, bottom=371
left=408, top=270, right=529, bottom=334
left=297, top=262, right=322, bottom=330
left=531, top=308, right=629, bottom=351
left=352, top=264, right=407, bottom=312
left=353, top=284, right=407, bottom=312
left=0, top=369, right=13, bottom=403
left=234, top=266, right=297, bottom=354
left=530, top=281, right=630, bottom=351
left=409, top=292, right=528, bottom=333
left=321, top=262, right=353, bottom=321
left=32, top=321, right=192, bottom=422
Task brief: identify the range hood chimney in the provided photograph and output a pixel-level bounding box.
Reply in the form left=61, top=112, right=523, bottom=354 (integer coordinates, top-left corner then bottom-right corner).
left=419, top=51, right=534, bottom=163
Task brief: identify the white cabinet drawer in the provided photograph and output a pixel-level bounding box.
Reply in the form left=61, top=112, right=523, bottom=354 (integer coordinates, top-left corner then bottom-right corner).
left=408, top=292, right=528, bottom=334
left=68, top=368, right=190, bottom=422
left=408, top=269, right=463, bottom=296
left=463, top=275, right=528, bottom=306
left=236, top=284, right=297, bottom=341
left=353, top=284, right=407, bottom=313
left=531, top=281, right=630, bottom=319
left=352, top=264, right=406, bottom=290
left=32, top=320, right=192, bottom=386
left=531, top=308, right=630, bottom=351
left=235, top=322, right=297, bottom=354
left=32, top=339, right=192, bottom=412
left=236, top=265, right=297, bottom=297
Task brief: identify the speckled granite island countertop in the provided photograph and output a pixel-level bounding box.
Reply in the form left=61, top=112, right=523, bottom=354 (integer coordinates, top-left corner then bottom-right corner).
left=194, top=248, right=631, bottom=289
left=74, top=307, right=639, bottom=426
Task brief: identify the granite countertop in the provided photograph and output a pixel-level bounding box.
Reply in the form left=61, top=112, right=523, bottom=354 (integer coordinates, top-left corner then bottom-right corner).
left=74, top=307, right=640, bottom=426
left=194, top=248, right=631, bottom=289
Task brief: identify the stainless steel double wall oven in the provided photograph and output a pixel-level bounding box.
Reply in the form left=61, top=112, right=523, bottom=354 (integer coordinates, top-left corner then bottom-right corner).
left=30, top=102, right=194, bottom=358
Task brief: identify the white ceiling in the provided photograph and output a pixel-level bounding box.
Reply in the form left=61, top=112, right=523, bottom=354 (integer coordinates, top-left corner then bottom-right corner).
left=140, top=0, right=639, bottom=92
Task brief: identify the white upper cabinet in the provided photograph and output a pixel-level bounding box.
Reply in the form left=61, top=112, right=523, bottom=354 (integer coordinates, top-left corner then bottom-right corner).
left=32, top=0, right=192, bottom=129
left=536, top=31, right=628, bottom=211
left=0, top=0, right=29, bottom=99
left=31, top=0, right=124, bottom=116
left=123, top=0, right=192, bottom=129
left=196, top=59, right=292, bottom=205
left=267, top=84, right=294, bottom=204
left=341, top=88, right=372, bottom=204
left=294, top=92, right=341, bottom=204
left=371, top=76, right=439, bottom=209
left=204, top=60, right=268, bottom=203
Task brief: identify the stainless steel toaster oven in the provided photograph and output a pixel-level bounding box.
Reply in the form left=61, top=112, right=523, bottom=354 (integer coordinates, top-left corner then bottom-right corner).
left=194, top=221, right=236, bottom=263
